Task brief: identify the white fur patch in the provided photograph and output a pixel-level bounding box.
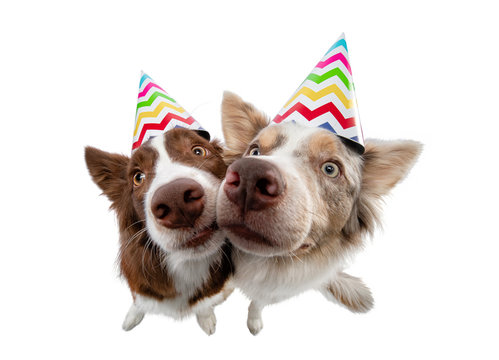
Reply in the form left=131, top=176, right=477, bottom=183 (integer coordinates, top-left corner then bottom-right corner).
left=145, top=136, right=223, bottom=258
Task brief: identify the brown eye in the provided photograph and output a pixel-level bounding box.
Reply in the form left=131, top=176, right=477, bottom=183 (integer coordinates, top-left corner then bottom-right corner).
left=192, top=146, right=207, bottom=156
left=133, top=172, right=146, bottom=186
left=321, top=162, right=340, bottom=178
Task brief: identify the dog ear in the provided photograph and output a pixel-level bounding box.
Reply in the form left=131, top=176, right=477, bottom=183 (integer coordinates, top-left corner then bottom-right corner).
left=344, top=139, right=423, bottom=238
left=84, top=146, right=130, bottom=206
left=221, top=91, right=269, bottom=158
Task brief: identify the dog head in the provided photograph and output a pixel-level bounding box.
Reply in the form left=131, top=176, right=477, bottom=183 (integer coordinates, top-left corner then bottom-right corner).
left=217, top=92, right=422, bottom=261
left=85, top=128, right=227, bottom=260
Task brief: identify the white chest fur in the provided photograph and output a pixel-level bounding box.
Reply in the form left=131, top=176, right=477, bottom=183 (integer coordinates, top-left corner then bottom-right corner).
left=233, top=249, right=344, bottom=305
left=133, top=250, right=225, bottom=319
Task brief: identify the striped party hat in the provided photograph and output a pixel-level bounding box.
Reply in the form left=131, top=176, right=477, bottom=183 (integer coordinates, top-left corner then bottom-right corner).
left=132, top=72, right=209, bottom=150
left=273, top=33, right=364, bottom=154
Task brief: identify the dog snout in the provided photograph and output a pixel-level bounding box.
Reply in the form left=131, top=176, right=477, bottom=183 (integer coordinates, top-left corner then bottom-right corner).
left=151, top=178, right=205, bottom=228
left=224, top=157, right=284, bottom=212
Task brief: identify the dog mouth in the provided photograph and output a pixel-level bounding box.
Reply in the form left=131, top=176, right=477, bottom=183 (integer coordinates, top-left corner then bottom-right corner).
left=224, top=224, right=275, bottom=248
left=181, top=222, right=219, bottom=249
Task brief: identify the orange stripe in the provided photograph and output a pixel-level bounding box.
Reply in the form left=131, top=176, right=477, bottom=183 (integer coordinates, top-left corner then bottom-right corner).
left=284, top=84, right=352, bottom=109
left=134, top=101, right=186, bottom=136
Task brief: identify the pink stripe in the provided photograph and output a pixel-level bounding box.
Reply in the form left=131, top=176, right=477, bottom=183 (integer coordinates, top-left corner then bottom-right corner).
left=137, top=82, right=166, bottom=98
left=316, top=53, right=351, bottom=74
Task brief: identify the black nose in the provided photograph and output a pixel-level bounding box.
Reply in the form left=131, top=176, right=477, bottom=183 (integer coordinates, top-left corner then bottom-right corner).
left=151, top=178, right=205, bottom=228
left=223, top=157, right=284, bottom=212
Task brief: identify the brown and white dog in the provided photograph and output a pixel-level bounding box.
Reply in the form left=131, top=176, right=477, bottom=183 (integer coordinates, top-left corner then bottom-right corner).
left=85, top=128, right=233, bottom=334
left=217, top=92, right=422, bottom=334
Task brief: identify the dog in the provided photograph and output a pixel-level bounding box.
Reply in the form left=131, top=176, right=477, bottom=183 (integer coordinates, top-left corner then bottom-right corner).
left=85, top=128, right=233, bottom=334
left=217, top=92, right=422, bottom=334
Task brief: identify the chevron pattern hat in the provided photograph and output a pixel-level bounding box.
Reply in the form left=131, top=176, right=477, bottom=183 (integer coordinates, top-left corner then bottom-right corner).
left=273, top=33, right=364, bottom=154
left=132, top=72, right=209, bottom=151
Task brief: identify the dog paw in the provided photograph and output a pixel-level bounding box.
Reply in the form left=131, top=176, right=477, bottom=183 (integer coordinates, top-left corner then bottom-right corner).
left=197, top=312, right=217, bottom=336
left=324, top=272, right=374, bottom=313
left=247, top=317, right=263, bottom=335
left=349, top=283, right=374, bottom=313
left=122, top=307, right=145, bottom=331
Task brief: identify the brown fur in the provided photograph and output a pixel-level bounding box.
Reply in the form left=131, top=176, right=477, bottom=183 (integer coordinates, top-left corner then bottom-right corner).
left=84, top=129, right=231, bottom=303
left=255, top=126, right=288, bottom=154
left=163, top=128, right=227, bottom=180
left=188, top=241, right=233, bottom=305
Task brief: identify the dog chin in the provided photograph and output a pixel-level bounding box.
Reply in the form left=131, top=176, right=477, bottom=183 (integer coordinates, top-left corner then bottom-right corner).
left=148, top=222, right=224, bottom=259
left=222, top=225, right=299, bottom=257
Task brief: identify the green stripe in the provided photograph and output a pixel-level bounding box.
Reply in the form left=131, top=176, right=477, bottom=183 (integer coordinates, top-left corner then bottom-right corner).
left=137, top=91, right=177, bottom=110
left=305, top=68, right=351, bottom=90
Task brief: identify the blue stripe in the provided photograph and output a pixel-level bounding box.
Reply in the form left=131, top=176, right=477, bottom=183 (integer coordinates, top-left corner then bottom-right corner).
left=139, top=73, right=152, bottom=88
left=319, top=122, right=337, bottom=133
left=325, top=38, right=348, bottom=55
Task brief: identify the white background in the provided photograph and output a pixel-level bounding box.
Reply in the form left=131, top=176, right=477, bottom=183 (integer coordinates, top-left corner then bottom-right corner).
left=1, top=1, right=498, bottom=359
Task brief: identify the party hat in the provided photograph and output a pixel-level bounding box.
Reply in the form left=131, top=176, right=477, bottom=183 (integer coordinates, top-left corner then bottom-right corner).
left=273, top=34, right=364, bottom=154
left=132, top=72, right=208, bottom=150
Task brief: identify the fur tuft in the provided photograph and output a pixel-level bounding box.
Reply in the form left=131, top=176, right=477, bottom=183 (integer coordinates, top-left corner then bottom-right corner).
left=343, top=139, right=423, bottom=239
left=221, top=91, right=269, bottom=164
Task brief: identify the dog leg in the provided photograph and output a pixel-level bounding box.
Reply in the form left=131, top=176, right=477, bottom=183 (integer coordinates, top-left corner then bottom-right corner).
left=247, top=301, right=264, bottom=335
left=319, top=272, right=374, bottom=313
left=122, top=303, right=145, bottom=331
left=196, top=307, right=217, bottom=336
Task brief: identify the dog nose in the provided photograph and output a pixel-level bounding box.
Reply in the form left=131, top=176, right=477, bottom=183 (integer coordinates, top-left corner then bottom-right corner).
left=224, top=157, right=284, bottom=212
left=151, top=178, right=205, bottom=228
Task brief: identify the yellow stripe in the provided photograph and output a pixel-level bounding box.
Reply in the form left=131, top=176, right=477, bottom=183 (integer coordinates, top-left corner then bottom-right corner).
left=134, top=101, right=186, bottom=136
left=284, top=84, right=353, bottom=109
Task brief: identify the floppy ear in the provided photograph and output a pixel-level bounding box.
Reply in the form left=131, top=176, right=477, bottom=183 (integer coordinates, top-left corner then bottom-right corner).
left=221, top=91, right=269, bottom=159
left=84, top=146, right=130, bottom=207
left=344, top=139, right=423, bottom=238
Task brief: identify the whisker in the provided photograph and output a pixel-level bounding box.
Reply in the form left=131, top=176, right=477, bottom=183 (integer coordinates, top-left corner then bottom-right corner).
left=289, top=252, right=304, bottom=264
left=304, top=209, right=329, bottom=225
left=196, top=154, right=218, bottom=171
left=219, top=244, right=232, bottom=267
left=122, top=228, right=148, bottom=251
left=119, top=228, right=148, bottom=270
left=141, top=236, right=155, bottom=284
left=124, top=219, right=146, bottom=232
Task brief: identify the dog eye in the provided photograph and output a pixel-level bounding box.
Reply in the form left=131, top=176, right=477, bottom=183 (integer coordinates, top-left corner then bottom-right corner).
left=321, top=162, right=340, bottom=178
left=133, top=172, right=146, bottom=186
left=249, top=147, right=260, bottom=156
left=192, top=146, right=207, bottom=156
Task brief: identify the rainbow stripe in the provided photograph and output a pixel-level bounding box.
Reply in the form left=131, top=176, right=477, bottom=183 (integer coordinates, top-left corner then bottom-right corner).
left=132, top=72, right=206, bottom=150
left=273, top=33, right=364, bottom=153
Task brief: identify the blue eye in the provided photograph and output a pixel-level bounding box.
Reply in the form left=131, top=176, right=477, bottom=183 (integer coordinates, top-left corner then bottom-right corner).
left=249, top=147, right=260, bottom=156
left=321, top=162, right=340, bottom=178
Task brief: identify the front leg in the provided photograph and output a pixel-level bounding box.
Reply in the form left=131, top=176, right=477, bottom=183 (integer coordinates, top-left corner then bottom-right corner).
left=122, top=303, right=145, bottom=331
left=247, top=300, right=264, bottom=335
left=319, top=272, right=374, bottom=313
left=195, top=307, right=217, bottom=336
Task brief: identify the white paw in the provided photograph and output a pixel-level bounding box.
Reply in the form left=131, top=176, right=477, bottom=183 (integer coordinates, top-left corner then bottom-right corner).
left=122, top=308, right=145, bottom=331
left=197, top=312, right=217, bottom=336
left=247, top=317, right=263, bottom=335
